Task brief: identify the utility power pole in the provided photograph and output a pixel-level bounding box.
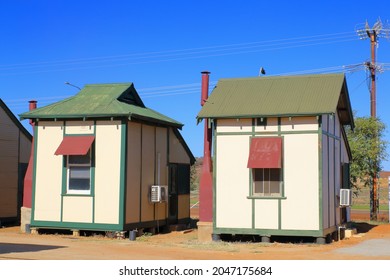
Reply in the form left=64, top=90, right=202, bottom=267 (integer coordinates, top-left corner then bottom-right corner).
left=356, top=18, right=390, bottom=221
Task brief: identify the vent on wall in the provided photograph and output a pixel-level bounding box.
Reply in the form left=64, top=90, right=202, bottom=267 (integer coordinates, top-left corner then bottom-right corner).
left=150, top=185, right=168, bottom=203
left=340, top=189, right=352, bottom=207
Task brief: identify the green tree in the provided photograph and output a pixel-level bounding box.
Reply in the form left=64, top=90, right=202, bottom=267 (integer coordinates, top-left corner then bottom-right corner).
left=346, top=115, right=388, bottom=220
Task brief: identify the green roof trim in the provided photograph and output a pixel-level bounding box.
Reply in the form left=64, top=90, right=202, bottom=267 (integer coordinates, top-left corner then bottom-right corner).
left=20, top=83, right=183, bottom=128
left=197, top=73, right=354, bottom=128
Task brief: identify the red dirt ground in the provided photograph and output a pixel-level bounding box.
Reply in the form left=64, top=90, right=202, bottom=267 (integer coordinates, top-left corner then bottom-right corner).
left=0, top=208, right=389, bottom=260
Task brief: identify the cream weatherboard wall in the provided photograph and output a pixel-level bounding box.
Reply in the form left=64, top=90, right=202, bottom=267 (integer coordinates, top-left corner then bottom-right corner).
left=33, top=121, right=63, bottom=222
left=280, top=116, right=320, bottom=231
left=216, top=134, right=252, bottom=229
left=214, top=115, right=351, bottom=237
left=214, top=117, right=323, bottom=234
left=31, top=119, right=192, bottom=231
left=32, top=120, right=123, bottom=227
left=282, top=133, right=319, bottom=230
left=94, top=120, right=121, bottom=224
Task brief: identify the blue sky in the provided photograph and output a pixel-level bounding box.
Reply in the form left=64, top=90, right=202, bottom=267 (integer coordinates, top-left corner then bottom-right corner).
left=1, top=1, right=390, bottom=169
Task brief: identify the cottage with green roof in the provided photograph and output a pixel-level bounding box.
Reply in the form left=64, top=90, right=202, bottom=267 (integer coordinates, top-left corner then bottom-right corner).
left=197, top=73, right=354, bottom=243
left=20, top=83, right=194, bottom=235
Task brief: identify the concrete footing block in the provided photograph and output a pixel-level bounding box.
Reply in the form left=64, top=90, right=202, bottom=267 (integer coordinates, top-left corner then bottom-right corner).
left=344, top=228, right=357, bottom=239
left=20, top=207, right=31, bottom=233
left=197, top=221, right=213, bottom=242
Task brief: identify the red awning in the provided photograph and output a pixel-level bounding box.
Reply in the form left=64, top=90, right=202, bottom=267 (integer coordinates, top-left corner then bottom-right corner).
left=55, top=135, right=95, bottom=155
left=247, top=137, right=282, bottom=168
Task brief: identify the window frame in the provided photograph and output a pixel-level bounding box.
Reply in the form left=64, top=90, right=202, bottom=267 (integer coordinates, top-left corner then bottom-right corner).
left=66, top=151, right=92, bottom=195
left=251, top=167, right=282, bottom=197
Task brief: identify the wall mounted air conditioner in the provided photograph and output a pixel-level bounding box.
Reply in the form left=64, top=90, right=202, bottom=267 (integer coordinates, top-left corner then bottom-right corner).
left=340, top=189, right=352, bottom=207
left=150, top=185, right=168, bottom=203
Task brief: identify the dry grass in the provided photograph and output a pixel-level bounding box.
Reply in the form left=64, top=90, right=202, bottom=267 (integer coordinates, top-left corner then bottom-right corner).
left=352, top=178, right=389, bottom=210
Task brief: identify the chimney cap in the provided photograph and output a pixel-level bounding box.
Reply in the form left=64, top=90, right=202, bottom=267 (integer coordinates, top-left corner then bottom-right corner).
left=201, top=71, right=210, bottom=75
left=29, top=100, right=37, bottom=103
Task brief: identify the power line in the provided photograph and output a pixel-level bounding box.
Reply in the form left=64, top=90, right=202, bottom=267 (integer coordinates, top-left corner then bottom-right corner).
left=3, top=81, right=218, bottom=108
left=0, top=32, right=359, bottom=75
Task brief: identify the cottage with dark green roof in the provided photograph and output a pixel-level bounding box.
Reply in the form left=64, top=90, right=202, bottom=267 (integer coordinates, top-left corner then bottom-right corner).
left=20, top=83, right=195, bottom=235
left=197, top=73, right=354, bottom=243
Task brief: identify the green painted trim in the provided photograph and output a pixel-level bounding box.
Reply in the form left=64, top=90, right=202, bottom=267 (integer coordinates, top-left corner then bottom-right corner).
left=216, top=130, right=319, bottom=136
left=212, top=119, right=217, bottom=230
left=118, top=119, right=127, bottom=229
left=139, top=124, right=143, bottom=222
left=214, top=131, right=244, bottom=136
left=250, top=120, right=255, bottom=229
left=278, top=118, right=283, bottom=230
left=247, top=196, right=287, bottom=200
left=333, top=115, right=337, bottom=226
left=91, top=120, right=96, bottom=223
left=251, top=195, right=255, bottom=229
left=61, top=194, right=94, bottom=197
left=278, top=199, right=282, bottom=230
left=326, top=117, right=330, bottom=229
left=60, top=121, right=66, bottom=222
left=213, top=227, right=326, bottom=237
left=153, top=126, right=156, bottom=220
left=30, top=124, right=39, bottom=225
left=318, top=116, right=323, bottom=231
left=30, top=220, right=123, bottom=231
left=166, top=127, right=170, bottom=163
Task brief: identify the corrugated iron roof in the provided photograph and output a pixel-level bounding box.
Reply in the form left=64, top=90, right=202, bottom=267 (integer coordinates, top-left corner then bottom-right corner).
left=19, top=83, right=183, bottom=128
left=197, top=73, right=354, bottom=128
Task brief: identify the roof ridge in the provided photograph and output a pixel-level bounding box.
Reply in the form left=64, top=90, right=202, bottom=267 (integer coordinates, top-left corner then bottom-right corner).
left=83, top=82, right=133, bottom=87
left=219, top=73, right=344, bottom=81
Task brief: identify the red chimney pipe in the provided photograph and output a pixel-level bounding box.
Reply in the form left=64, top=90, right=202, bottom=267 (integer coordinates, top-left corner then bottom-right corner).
left=23, top=100, right=37, bottom=208
left=29, top=100, right=37, bottom=111
left=201, top=71, right=210, bottom=106
left=28, top=100, right=37, bottom=126
left=199, top=71, right=213, bottom=223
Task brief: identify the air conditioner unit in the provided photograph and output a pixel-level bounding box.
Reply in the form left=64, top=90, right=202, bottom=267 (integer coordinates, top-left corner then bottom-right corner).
left=150, top=185, right=168, bottom=203
left=340, top=189, right=352, bottom=207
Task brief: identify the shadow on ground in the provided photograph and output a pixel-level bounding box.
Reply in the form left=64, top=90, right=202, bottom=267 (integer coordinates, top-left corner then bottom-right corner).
left=351, top=222, right=377, bottom=234
left=0, top=243, right=66, bottom=255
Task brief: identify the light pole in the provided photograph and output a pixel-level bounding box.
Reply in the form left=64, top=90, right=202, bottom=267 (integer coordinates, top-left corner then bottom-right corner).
left=65, top=81, right=81, bottom=90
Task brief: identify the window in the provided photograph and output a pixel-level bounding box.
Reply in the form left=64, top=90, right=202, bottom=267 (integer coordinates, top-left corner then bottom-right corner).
left=247, top=137, right=283, bottom=198
left=67, top=152, right=91, bottom=194
left=252, top=168, right=281, bottom=197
